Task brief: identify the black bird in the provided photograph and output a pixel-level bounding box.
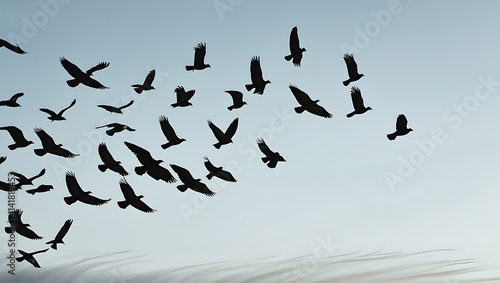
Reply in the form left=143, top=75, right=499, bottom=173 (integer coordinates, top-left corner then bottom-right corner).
left=97, top=100, right=134, bottom=114
left=245, top=56, right=271, bottom=94
left=132, top=69, right=155, bottom=94
left=0, top=38, right=26, bottom=54
left=346, top=86, right=372, bottom=118
left=171, top=86, right=195, bottom=107
left=0, top=180, right=21, bottom=192
left=26, top=185, right=53, bottom=195
left=117, top=178, right=155, bottom=213
left=257, top=138, right=286, bottom=168
left=284, top=26, right=306, bottom=67
left=387, top=114, right=413, bottom=140
left=63, top=171, right=110, bottom=206
left=5, top=209, right=43, bottom=240
left=342, top=54, right=364, bottom=86
left=95, top=123, right=135, bottom=136
left=0, top=156, right=6, bottom=165
left=204, top=157, right=236, bottom=182
left=124, top=141, right=176, bottom=183
left=46, top=219, right=73, bottom=250
left=289, top=85, right=332, bottom=118
left=185, top=43, right=211, bottom=71
left=170, top=164, right=216, bottom=197
left=60, top=57, right=109, bottom=89
left=97, top=143, right=128, bottom=176
left=39, top=99, right=76, bottom=121
left=34, top=127, right=79, bottom=158
left=16, top=249, right=49, bottom=268
left=159, top=116, right=186, bottom=149
left=0, top=92, right=24, bottom=107
left=207, top=118, right=238, bottom=149
left=225, top=90, right=247, bottom=111
left=0, top=126, right=34, bottom=150
left=10, top=168, right=45, bottom=186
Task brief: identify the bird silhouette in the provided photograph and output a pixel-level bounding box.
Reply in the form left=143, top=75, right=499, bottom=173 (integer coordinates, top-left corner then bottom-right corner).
left=0, top=156, right=6, bottom=165
left=132, top=69, right=155, bottom=94
left=159, top=116, right=186, bottom=149
left=204, top=157, right=236, bottom=182
left=124, top=141, right=177, bottom=183
left=16, top=249, right=49, bottom=268
left=387, top=114, right=413, bottom=140
left=343, top=54, right=364, bottom=86
left=5, top=209, right=43, bottom=240
left=185, top=43, right=211, bottom=71
left=26, top=184, right=53, bottom=195
left=95, top=123, right=135, bottom=136
left=10, top=168, right=45, bottom=186
left=39, top=99, right=76, bottom=121
left=284, top=26, right=306, bottom=67
left=0, top=38, right=26, bottom=54
left=0, top=92, right=24, bottom=107
left=225, top=90, right=247, bottom=111
left=34, top=127, right=79, bottom=158
left=63, top=171, right=110, bottom=206
left=60, top=57, right=109, bottom=89
left=289, top=85, right=332, bottom=118
left=207, top=118, right=238, bottom=149
left=346, top=86, right=372, bottom=118
left=0, top=180, right=21, bottom=192
left=46, top=219, right=73, bottom=250
left=0, top=126, right=34, bottom=150
left=97, top=143, right=128, bottom=176
left=171, top=86, right=195, bottom=107
left=170, top=164, right=216, bottom=197
left=117, top=178, right=155, bottom=213
left=97, top=100, right=134, bottom=114
left=257, top=139, right=286, bottom=168
left=245, top=56, right=271, bottom=94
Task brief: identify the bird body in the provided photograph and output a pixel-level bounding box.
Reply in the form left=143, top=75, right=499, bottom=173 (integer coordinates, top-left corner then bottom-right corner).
left=170, top=164, right=215, bottom=196
left=185, top=43, right=211, bottom=71
left=284, top=27, right=306, bottom=66
left=5, top=209, right=43, bottom=240
left=60, top=57, right=109, bottom=89
left=33, top=127, right=79, bottom=158
left=171, top=86, right=195, bottom=107
left=117, top=179, right=155, bottom=213
left=225, top=90, right=247, bottom=111
left=207, top=118, right=238, bottom=149
left=0, top=92, right=24, bottom=107
left=95, top=123, right=135, bottom=136
left=159, top=116, right=186, bottom=149
left=63, top=172, right=110, bottom=206
left=97, top=100, right=134, bottom=114
left=245, top=56, right=271, bottom=94
left=387, top=114, right=413, bottom=140
left=346, top=86, right=372, bottom=117
left=257, top=139, right=286, bottom=168
left=342, top=54, right=364, bottom=86
left=97, top=143, right=128, bottom=176
left=132, top=70, right=155, bottom=94
left=46, top=219, right=73, bottom=250
left=124, top=141, right=176, bottom=183
left=0, top=38, right=26, bottom=54
left=204, top=157, right=236, bottom=182
left=289, top=85, right=332, bottom=118
left=40, top=99, right=76, bottom=121
left=16, top=249, right=49, bottom=268
left=0, top=126, right=34, bottom=150
left=26, top=184, right=53, bottom=195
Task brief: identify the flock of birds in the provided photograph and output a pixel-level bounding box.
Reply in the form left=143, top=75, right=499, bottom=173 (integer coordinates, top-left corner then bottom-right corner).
left=0, top=26, right=413, bottom=268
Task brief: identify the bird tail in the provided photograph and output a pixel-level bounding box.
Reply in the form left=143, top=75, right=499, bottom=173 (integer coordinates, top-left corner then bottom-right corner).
left=262, top=157, right=269, bottom=163
left=135, top=166, right=147, bottom=176
left=294, top=106, right=305, bottom=114
left=213, top=143, right=222, bottom=149
left=46, top=240, right=58, bottom=250
left=106, top=129, right=115, bottom=136
left=117, top=200, right=129, bottom=209
left=26, top=189, right=36, bottom=195
left=98, top=164, right=107, bottom=172
left=5, top=227, right=14, bottom=234
left=284, top=54, right=293, bottom=61
left=64, top=196, right=78, bottom=205
left=161, top=142, right=171, bottom=150
left=134, top=87, right=143, bottom=94
left=67, top=79, right=80, bottom=88
left=267, top=160, right=278, bottom=168
left=342, top=79, right=351, bottom=86
left=387, top=133, right=397, bottom=141
left=8, top=144, right=18, bottom=150
left=185, top=65, right=194, bottom=71
left=245, top=84, right=254, bottom=91
left=206, top=173, right=214, bottom=180
left=34, top=149, right=47, bottom=156
left=177, top=185, right=188, bottom=192
left=346, top=112, right=355, bottom=118
left=227, top=106, right=234, bottom=111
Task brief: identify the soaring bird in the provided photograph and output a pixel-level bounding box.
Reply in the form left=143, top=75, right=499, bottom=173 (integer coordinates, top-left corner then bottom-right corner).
left=387, top=114, right=413, bottom=140
left=225, top=90, right=247, bottom=111
left=10, top=168, right=45, bottom=186
left=0, top=38, right=26, bottom=54
left=207, top=118, right=238, bottom=149
left=0, top=92, right=24, bottom=107
left=26, top=184, right=53, bottom=195
left=159, top=116, right=186, bottom=149
left=97, top=100, right=134, bottom=114
left=16, top=249, right=49, bottom=268
left=170, top=164, right=215, bottom=197
left=132, top=69, right=155, bottom=94
left=342, top=54, right=364, bottom=86
left=185, top=43, right=211, bottom=71
left=46, top=219, right=73, bottom=250
left=204, top=157, right=236, bottom=182
left=34, top=127, right=79, bottom=158
left=124, top=141, right=176, bottom=183
left=0, top=156, right=6, bottom=165
left=60, top=57, right=109, bottom=89
left=289, top=85, right=332, bottom=118
left=40, top=99, right=76, bottom=121
left=245, top=56, right=271, bottom=94
left=97, top=143, right=128, bottom=176
left=95, top=123, right=135, bottom=136
left=5, top=209, right=43, bottom=240
left=63, top=171, right=110, bottom=206
left=284, top=26, right=306, bottom=67
left=346, top=86, right=372, bottom=118
left=171, top=86, right=195, bottom=107
left=117, top=178, right=155, bottom=213
left=0, top=126, right=34, bottom=150
left=257, top=138, right=286, bottom=168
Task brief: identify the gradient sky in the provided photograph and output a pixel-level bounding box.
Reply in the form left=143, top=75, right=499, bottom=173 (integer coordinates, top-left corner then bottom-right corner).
left=1, top=0, right=500, bottom=282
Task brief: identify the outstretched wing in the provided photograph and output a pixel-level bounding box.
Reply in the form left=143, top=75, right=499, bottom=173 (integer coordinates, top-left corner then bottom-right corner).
left=124, top=141, right=155, bottom=165
left=344, top=53, right=359, bottom=78
left=225, top=118, right=239, bottom=138
left=0, top=126, right=28, bottom=143
left=10, top=92, right=24, bottom=102
left=192, top=181, right=216, bottom=197
left=226, top=90, right=243, bottom=104
left=193, top=43, right=207, bottom=65
left=289, top=85, right=313, bottom=106
left=39, top=108, right=57, bottom=117
left=207, top=120, right=225, bottom=141
left=65, top=172, right=85, bottom=196
left=80, top=193, right=110, bottom=206
left=170, top=164, right=195, bottom=184
left=86, top=61, right=110, bottom=75
left=250, top=56, right=264, bottom=83
left=53, top=219, right=73, bottom=242
left=59, top=99, right=77, bottom=115
left=289, top=26, right=300, bottom=54
left=144, top=69, right=155, bottom=86
left=257, top=138, right=274, bottom=157
left=0, top=156, right=6, bottom=164
left=119, top=179, right=155, bottom=212
left=60, top=57, right=86, bottom=78
left=0, top=38, right=26, bottom=54
left=8, top=209, right=23, bottom=227
left=203, top=157, right=217, bottom=172
left=119, top=100, right=134, bottom=110
left=350, top=86, right=365, bottom=110
left=396, top=114, right=409, bottom=130
left=34, top=128, right=56, bottom=148
left=159, top=116, right=180, bottom=141
left=98, top=143, right=118, bottom=164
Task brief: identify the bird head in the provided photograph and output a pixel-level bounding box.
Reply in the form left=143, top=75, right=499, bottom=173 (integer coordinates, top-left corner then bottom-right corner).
left=408, top=128, right=413, bottom=132
left=302, top=48, right=307, bottom=52
left=265, top=80, right=271, bottom=85
left=367, top=107, right=373, bottom=111
left=188, top=103, right=193, bottom=107
left=360, top=74, right=365, bottom=78
left=181, top=138, right=187, bottom=142
left=151, top=86, right=156, bottom=90
left=138, top=195, right=144, bottom=199
left=206, top=64, right=211, bottom=68
left=85, top=191, right=92, bottom=195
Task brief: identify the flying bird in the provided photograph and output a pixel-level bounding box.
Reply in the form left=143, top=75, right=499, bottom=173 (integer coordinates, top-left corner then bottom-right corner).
left=16, top=249, right=49, bottom=268
left=0, top=92, right=24, bottom=107
left=5, top=209, right=43, bottom=240
left=0, top=156, right=6, bottom=165
left=170, top=164, right=216, bottom=197
left=225, top=90, right=247, bottom=111
left=159, top=116, right=186, bottom=149
left=117, top=178, right=155, bottom=213
left=34, top=127, right=79, bottom=158
left=95, top=123, right=135, bottom=136
left=97, top=100, right=134, bottom=114
left=204, top=157, right=236, bottom=182
left=171, top=86, right=195, bottom=107
left=124, top=141, right=176, bottom=183
left=0, top=38, right=26, bottom=54
left=289, top=85, right=332, bottom=118
left=63, top=171, right=110, bottom=206
left=0, top=126, right=34, bottom=150
left=26, top=184, right=53, bottom=195
left=185, top=43, right=211, bottom=71
left=257, top=138, right=286, bottom=168
left=245, top=56, right=271, bottom=94
left=10, top=168, right=45, bottom=186
left=342, top=54, right=364, bottom=86
left=46, top=219, right=73, bottom=250
left=39, top=99, right=76, bottom=121
left=97, top=143, right=128, bottom=176
left=0, top=180, right=21, bottom=192
left=284, top=26, right=306, bottom=67
left=207, top=118, right=238, bottom=149
left=132, top=69, right=155, bottom=94
left=346, top=86, right=372, bottom=118
left=387, top=114, right=413, bottom=140
left=60, top=57, right=109, bottom=89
